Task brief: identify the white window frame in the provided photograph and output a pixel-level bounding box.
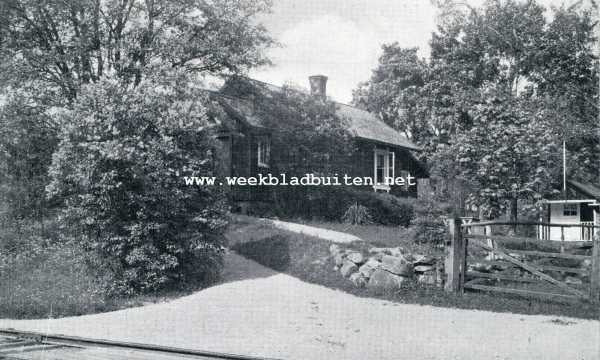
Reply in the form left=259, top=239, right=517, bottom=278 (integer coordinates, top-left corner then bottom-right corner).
left=563, top=203, right=578, bottom=217
left=257, top=136, right=270, bottom=168
left=373, top=148, right=394, bottom=191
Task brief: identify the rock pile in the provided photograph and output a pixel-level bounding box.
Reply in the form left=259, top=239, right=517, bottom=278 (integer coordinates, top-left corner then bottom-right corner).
left=329, top=244, right=441, bottom=290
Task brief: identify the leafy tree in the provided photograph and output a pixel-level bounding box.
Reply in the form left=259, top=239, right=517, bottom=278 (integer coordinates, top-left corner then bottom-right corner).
left=223, top=79, right=356, bottom=217
left=357, top=0, right=598, bottom=222
left=434, top=90, right=561, bottom=220
left=0, top=94, right=58, bottom=229
left=1, top=0, right=274, bottom=293
left=0, top=0, right=273, bottom=103
left=353, top=46, right=430, bottom=146
left=46, top=73, right=228, bottom=294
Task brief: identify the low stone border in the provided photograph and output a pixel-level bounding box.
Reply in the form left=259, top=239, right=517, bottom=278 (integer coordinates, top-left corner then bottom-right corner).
left=329, top=244, right=443, bottom=290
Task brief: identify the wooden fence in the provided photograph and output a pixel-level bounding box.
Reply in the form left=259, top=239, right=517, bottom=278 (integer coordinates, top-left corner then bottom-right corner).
left=445, top=218, right=600, bottom=303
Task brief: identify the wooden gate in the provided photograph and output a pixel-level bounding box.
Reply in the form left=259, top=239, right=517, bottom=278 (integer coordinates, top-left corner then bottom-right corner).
left=445, top=219, right=600, bottom=302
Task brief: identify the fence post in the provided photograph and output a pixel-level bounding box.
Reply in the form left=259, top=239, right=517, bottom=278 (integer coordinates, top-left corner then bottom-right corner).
left=445, top=218, right=465, bottom=293
left=591, top=236, right=600, bottom=303
left=485, top=224, right=495, bottom=261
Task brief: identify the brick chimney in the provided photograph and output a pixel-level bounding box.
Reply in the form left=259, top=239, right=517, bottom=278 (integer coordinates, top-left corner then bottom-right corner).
left=309, top=75, right=328, bottom=98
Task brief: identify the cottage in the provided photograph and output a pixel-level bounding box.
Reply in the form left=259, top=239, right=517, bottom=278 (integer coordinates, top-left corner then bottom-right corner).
left=538, top=180, right=600, bottom=241
left=210, top=75, right=426, bottom=208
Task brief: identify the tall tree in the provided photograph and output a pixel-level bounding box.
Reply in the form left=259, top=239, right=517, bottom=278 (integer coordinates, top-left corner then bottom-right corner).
left=0, top=0, right=275, bottom=293
left=0, top=0, right=273, bottom=103
left=353, top=45, right=429, bottom=145
left=357, top=0, right=598, bottom=222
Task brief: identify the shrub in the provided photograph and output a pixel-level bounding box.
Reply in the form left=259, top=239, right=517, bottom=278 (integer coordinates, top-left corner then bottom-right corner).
left=411, top=197, right=450, bottom=244
left=265, top=183, right=417, bottom=226
left=342, top=203, right=373, bottom=225
left=46, top=75, right=228, bottom=295
left=306, top=187, right=416, bottom=226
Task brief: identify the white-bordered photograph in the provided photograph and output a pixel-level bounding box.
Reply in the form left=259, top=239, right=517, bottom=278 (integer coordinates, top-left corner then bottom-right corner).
left=0, top=1, right=598, bottom=359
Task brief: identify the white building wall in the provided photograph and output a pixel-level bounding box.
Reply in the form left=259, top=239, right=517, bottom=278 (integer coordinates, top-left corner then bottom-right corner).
left=548, top=203, right=582, bottom=241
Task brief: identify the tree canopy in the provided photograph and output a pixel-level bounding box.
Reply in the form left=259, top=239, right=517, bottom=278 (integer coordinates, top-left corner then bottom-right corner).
left=355, top=0, right=599, bottom=219
left=0, top=0, right=274, bottom=293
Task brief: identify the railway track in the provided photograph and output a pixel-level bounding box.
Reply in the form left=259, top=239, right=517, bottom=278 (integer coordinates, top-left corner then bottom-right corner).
left=0, top=329, right=280, bottom=360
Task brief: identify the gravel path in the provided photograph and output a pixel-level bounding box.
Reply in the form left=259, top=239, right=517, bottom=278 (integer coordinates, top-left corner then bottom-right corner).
left=269, top=219, right=362, bottom=243
left=1, top=252, right=598, bottom=360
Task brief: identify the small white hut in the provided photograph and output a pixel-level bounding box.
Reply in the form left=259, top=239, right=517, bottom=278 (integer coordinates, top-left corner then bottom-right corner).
left=538, top=180, right=600, bottom=241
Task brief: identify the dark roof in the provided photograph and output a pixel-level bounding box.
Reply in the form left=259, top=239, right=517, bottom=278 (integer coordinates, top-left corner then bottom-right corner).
left=218, top=77, right=421, bottom=151
left=568, top=180, right=600, bottom=201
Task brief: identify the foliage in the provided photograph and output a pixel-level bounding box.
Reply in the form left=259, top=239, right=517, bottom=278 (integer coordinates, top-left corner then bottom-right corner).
left=355, top=0, right=598, bottom=220
left=411, top=196, right=450, bottom=245
left=284, top=187, right=415, bottom=226
left=0, top=0, right=274, bottom=102
left=353, top=46, right=430, bottom=148
left=0, top=0, right=273, bottom=297
left=222, top=78, right=357, bottom=218
left=434, top=91, right=561, bottom=219
left=342, top=203, right=373, bottom=225
left=0, top=94, right=58, bottom=222
left=46, top=74, right=229, bottom=294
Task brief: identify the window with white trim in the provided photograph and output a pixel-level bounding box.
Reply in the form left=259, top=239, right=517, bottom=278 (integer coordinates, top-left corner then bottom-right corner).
left=257, top=136, right=270, bottom=168
left=373, top=149, right=394, bottom=190
left=563, top=203, right=577, bottom=216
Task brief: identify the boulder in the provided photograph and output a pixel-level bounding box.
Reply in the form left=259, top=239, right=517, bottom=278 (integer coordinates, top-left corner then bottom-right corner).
left=367, top=269, right=406, bottom=290
left=417, top=274, right=437, bottom=285
left=414, top=265, right=435, bottom=273
left=371, top=252, right=384, bottom=261
left=349, top=272, right=367, bottom=288
left=346, top=251, right=365, bottom=265
left=368, top=246, right=404, bottom=257
left=381, top=255, right=414, bottom=277
left=334, top=253, right=345, bottom=267
left=412, top=254, right=436, bottom=265
left=340, top=260, right=358, bottom=277
left=358, top=258, right=381, bottom=278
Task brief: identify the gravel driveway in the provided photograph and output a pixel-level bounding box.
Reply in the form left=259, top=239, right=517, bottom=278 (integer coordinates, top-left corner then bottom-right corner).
left=1, top=252, right=598, bottom=360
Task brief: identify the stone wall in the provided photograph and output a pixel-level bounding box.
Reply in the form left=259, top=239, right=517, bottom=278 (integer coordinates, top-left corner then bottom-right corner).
left=329, top=244, right=443, bottom=290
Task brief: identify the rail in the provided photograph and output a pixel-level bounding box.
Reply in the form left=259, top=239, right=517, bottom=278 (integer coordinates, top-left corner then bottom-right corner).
left=0, top=328, right=281, bottom=360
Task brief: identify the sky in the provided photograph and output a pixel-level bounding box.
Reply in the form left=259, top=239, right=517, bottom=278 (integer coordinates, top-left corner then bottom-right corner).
left=249, top=0, right=592, bottom=103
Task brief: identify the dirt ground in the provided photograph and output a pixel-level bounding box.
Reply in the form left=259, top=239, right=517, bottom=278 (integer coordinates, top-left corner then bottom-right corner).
left=1, top=252, right=598, bottom=360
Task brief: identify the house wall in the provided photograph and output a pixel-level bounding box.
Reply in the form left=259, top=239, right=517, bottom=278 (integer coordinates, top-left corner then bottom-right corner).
left=229, top=132, right=272, bottom=203
left=351, top=140, right=423, bottom=197
left=227, top=134, right=425, bottom=203
left=547, top=203, right=587, bottom=241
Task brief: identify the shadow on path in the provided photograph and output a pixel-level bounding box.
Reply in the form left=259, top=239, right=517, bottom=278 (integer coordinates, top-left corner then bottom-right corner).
left=220, top=250, right=280, bottom=284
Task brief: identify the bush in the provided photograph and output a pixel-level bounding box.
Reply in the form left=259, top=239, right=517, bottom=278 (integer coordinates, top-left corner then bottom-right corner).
left=46, top=75, right=228, bottom=295
left=411, top=197, right=450, bottom=244
left=293, top=186, right=416, bottom=226
left=342, top=203, right=373, bottom=225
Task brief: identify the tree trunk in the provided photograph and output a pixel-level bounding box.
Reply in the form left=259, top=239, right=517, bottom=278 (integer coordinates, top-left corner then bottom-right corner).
left=510, top=197, right=518, bottom=234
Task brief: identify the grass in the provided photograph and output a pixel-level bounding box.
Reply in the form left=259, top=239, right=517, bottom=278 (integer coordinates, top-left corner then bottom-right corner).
left=297, top=219, right=442, bottom=256
left=227, top=215, right=599, bottom=320
left=0, top=215, right=219, bottom=320
left=0, top=241, right=210, bottom=319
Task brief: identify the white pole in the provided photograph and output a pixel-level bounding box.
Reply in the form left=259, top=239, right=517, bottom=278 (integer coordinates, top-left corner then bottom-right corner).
left=563, top=140, right=567, bottom=198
